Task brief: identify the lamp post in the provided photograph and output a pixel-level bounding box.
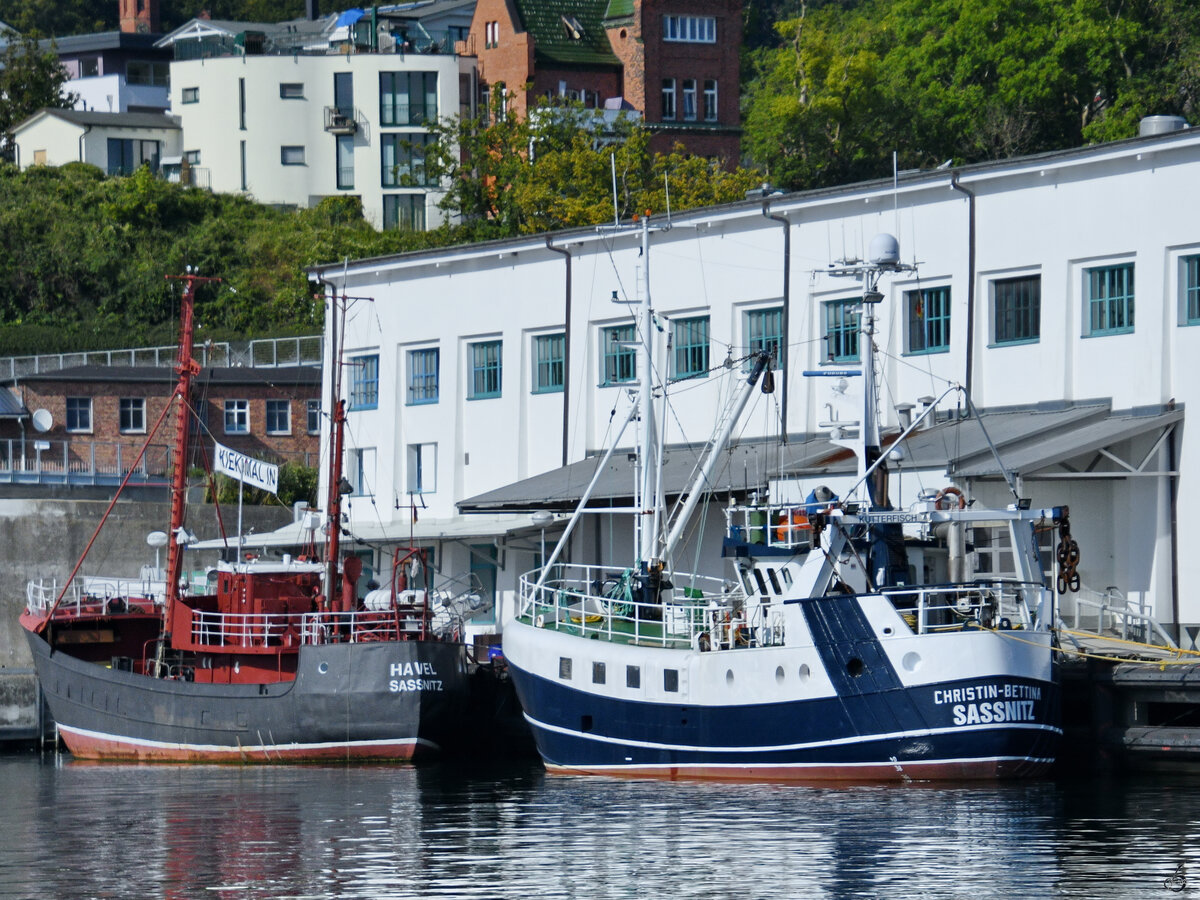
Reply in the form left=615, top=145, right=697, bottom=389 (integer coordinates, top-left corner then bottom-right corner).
left=531, top=510, right=553, bottom=572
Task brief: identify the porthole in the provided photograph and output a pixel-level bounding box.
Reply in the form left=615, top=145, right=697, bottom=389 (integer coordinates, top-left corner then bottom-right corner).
left=725, top=668, right=735, bottom=686
left=775, top=665, right=785, bottom=684
left=317, top=661, right=329, bottom=675
left=846, top=657, right=864, bottom=677
left=798, top=664, right=811, bottom=683
left=902, top=652, right=922, bottom=673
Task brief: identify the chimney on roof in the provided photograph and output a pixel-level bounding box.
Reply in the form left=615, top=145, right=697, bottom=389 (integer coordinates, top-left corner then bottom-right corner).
left=119, top=0, right=160, bottom=33
left=306, top=0, right=320, bottom=20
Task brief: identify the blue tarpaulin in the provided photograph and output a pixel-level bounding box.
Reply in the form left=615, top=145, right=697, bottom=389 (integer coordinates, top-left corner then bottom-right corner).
left=335, top=8, right=365, bottom=27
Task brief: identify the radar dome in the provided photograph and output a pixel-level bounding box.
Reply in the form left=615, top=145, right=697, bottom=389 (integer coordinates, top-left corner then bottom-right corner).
left=869, top=233, right=901, bottom=267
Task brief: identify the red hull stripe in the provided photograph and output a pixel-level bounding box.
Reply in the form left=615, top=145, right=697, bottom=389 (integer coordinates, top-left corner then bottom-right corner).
left=543, top=757, right=1055, bottom=782
left=58, top=724, right=433, bottom=763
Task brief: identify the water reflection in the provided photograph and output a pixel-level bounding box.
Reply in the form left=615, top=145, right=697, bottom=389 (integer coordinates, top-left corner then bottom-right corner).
left=1, top=752, right=1199, bottom=899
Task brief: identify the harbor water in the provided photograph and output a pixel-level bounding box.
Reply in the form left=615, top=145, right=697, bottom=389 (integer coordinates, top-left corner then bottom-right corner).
left=1, top=750, right=1199, bottom=899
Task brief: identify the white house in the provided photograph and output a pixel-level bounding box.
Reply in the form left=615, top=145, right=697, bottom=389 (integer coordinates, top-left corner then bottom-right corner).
left=11, top=109, right=180, bottom=173
left=305, top=121, right=1200, bottom=646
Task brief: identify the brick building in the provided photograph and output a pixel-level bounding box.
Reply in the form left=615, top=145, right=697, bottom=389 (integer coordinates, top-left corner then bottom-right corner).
left=1, top=366, right=321, bottom=484
left=467, top=0, right=742, bottom=162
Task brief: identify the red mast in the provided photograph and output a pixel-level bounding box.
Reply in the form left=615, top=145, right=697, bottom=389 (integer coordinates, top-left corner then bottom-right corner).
left=324, top=286, right=347, bottom=611
left=163, top=272, right=219, bottom=629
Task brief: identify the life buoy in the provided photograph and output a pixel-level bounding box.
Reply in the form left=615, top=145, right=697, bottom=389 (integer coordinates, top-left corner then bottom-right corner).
left=935, top=486, right=966, bottom=510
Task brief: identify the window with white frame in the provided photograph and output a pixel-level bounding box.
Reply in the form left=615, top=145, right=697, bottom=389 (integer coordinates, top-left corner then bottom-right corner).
left=119, top=397, right=145, bottom=434
left=66, top=397, right=92, bottom=433
left=661, top=78, right=676, bottom=121
left=306, top=399, right=321, bottom=434
left=663, top=15, right=716, bottom=43
left=224, top=399, right=249, bottom=434
left=703, top=79, right=718, bottom=121
left=682, top=79, right=697, bottom=121
left=265, top=399, right=291, bottom=435
left=407, top=442, right=437, bottom=494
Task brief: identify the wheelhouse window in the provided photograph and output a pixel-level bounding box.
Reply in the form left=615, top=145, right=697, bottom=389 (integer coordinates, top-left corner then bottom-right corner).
left=906, top=286, right=951, bottom=354
left=533, top=333, right=565, bottom=393
left=824, top=299, right=859, bottom=362
left=601, top=324, right=636, bottom=385
left=350, top=355, right=379, bottom=409
left=468, top=340, right=502, bottom=399
left=1085, top=263, right=1135, bottom=336
left=66, top=397, right=92, bottom=433
left=671, top=316, right=709, bottom=380
left=265, top=399, right=290, bottom=435
left=224, top=399, right=249, bottom=434
left=407, top=347, right=439, bottom=404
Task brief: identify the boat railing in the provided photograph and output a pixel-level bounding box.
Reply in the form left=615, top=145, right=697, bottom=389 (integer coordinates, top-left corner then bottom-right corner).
left=519, top=563, right=741, bottom=649
left=1063, top=584, right=1177, bottom=648
left=881, top=581, right=1045, bottom=635
left=300, top=608, right=430, bottom=644
left=725, top=504, right=814, bottom=551
left=25, top=577, right=162, bottom=617
left=190, top=610, right=306, bottom=648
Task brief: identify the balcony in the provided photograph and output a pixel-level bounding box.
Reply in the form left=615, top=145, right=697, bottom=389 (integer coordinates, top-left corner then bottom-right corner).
left=324, top=106, right=358, bottom=134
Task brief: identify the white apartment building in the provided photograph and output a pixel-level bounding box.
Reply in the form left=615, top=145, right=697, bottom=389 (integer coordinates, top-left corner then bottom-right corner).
left=307, top=122, right=1200, bottom=644
left=160, top=13, right=475, bottom=230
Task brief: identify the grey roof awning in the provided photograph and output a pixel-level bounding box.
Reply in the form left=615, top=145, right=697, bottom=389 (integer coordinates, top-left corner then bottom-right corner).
left=457, top=401, right=1182, bottom=513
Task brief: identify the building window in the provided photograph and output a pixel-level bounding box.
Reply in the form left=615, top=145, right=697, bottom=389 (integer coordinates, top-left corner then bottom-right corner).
left=66, top=397, right=92, bottom=433
left=663, top=15, right=716, bottom=43
left=279, top=82, right=304, bottom=99
left=906, top=286, right=951, bottom=354
left=993, top=275, right=1040, bottom=345
left=1184, top=255, right=1200, bottom=325
left=825, top=299, right=860, bottom=362
left=485, top=21, right=499, bottom=49
left=181, top=86, right=199, bottom=103
left=334, top=71, right=353, bottom=118
left=1086, top=263, right=1135, bottom=336
left=119, top=398, right=145, bottom=434
left=533, top=333, right=565, bottom=393
left=127, top=60, right=169, bottom=86
left=672, top=316, right=709, bottom=380
left=703, top=79, right=718, bottom=121
left=661, top=78, right=676, bottom=121
left=238, top=77, right=246, bottom=130
left=106, top=138, right=160, bottom=175
left=306, top=399, right=321, bottom=434
left=239, top=140, right=246, bottom=191
left=381, top=133, right=436, bottom=187
left=380, top=71, right=438, bottom=126
left=601, top=324, right=636, bottom=385
left=745, top=307, right=783, bottom=366
left=407, top=442, right=436, bottom=494
left=336, top=135, right=354, bottom=189
left=184, top=149, right=201, bottom=165
left=468, top=340, right=502, bottom=399
left=281, top=146, right=306, bottom=166
left=224, top=399, right=249, bottom=434
left=350, top=355, right=379, bottom=409
left=407, top=347, right=439, bottom=404
left=382, top=194, right=426, bottom=231
left=682, top=79, right=697, bottom=121
left=349, top=446, right=376, bottom=496
left=265, top=399, right=290, bottom=435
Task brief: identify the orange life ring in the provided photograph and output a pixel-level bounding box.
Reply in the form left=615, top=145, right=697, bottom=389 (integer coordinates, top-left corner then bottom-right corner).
left=935, top=486, right=966, bottom=510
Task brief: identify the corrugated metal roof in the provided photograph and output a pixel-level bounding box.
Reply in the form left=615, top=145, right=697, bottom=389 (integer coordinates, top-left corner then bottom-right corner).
left=513, top=0, right=621, bottom=67
left=457, top=402, right=1180, bottom=512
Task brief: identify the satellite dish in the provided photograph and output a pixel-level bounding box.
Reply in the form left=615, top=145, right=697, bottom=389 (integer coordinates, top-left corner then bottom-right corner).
left=31, top=409, right=52, bottom=433
left=146, top=531, right=169, bottom=548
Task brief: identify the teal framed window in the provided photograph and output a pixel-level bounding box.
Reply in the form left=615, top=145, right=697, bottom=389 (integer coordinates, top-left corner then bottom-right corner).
left=407, top=348, right=439, bottom=404
left=672, top=315, right=709, bottom=380
left=381, top=133, right=436, bottom=187
left=533, top=333, right=565, bottom=393
left=1184, top=255, right=1200, bottom=325
left=380, top=71, right=437, bottom=126
left=824, top=299, right=859, bottom=362
left=745, top=307, right=783, bottom=366
left=993, top=276, right=1040, bottom=344
left=906, top=286, right=950, bottom=354
left=350, top=354, right=379, bottom=409
left=382, top=194, right=426, bottom=231
left=601, top=324, right=636, bottom=385
left=1086, top=263, right=1134, bottom=335
left=407, top=442, right=436, bottom=494
left=469, top=340, right=502, bottom=399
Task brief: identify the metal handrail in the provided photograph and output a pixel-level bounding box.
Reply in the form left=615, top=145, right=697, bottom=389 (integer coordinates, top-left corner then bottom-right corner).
left=1066, top=585, right=1177, bottom=648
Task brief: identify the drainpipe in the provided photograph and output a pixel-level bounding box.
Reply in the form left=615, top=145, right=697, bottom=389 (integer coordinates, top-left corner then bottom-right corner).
left=762, top=201, right=790, bottom=438
left=1169, top=425, right=1180, bottom=638
left=78, top=124, right=92, bottom=164
left=545, top=237, right=572, bottom=466
left=949, top=173, right=976, bottom=399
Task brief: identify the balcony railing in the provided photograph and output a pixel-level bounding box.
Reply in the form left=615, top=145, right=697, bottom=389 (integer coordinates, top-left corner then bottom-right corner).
left=324, top=107, right=358, bottom=134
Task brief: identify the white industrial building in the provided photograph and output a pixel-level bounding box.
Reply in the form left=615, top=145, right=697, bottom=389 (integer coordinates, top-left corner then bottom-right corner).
left=297, top=122, right=1197, bottom=645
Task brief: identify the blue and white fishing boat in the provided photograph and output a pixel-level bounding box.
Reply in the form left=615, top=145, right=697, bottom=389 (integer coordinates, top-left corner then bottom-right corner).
left=502, top=225, right=1066, bottom=781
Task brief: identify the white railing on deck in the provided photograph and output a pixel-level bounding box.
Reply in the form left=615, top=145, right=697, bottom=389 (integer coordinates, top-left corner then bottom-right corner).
left=725, top=504, right=814, bottom=550
left=1063, top=585, right=1177, bottom=648
left=881, top=581, right=1043, bottom=634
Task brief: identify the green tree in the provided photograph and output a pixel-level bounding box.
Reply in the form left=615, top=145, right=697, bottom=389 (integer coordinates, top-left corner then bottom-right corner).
left=0, top=30, right=77, bottom=151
